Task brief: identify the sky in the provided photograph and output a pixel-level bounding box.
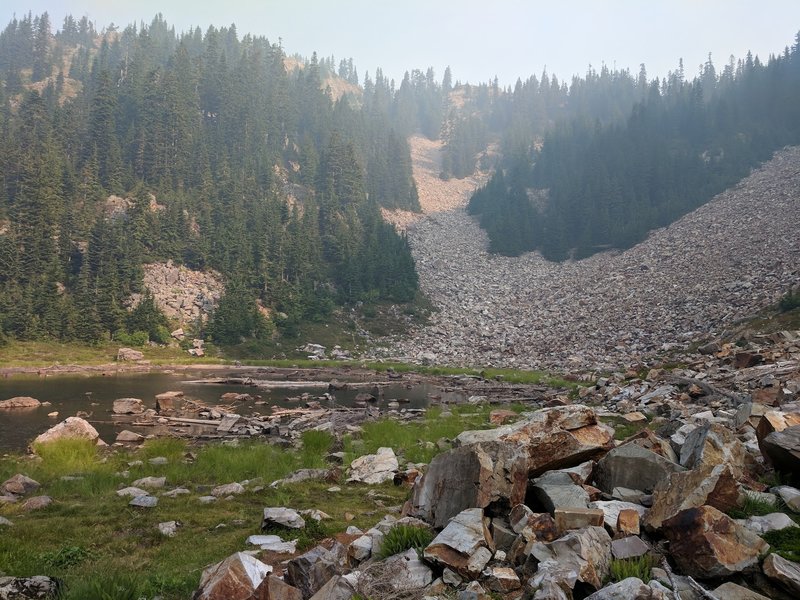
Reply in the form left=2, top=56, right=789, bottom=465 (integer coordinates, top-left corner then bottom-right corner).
left=3, top=1, right=800, bottom=87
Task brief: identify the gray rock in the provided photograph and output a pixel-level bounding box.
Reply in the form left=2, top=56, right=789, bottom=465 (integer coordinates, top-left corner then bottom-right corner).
left=347, top=447, right=398, bottom=484
left=381, top=548, right=433, bottom=589
left=611, top=536, right=650, bottom=560
left=148, top=456, right=168, bottom=466
left=528, top=526, right=612, bottom=592
left=247, top=535, right=298, bottom=554
left=161, top=488, right=191, bottom=498
left=131, top=476, right=166, bottom=489
left=0, top=576, right=61, bottom=599
left=594, top=444, right=684, bottom=494
left=262, top=507, right=306, bottom=530
left=530, top=471, right=589, bottom=513
left=286, top=541, right=349, bottom=599
left=737, top=512, right=798, bottom=535
left=198, top=496, right=217, bottom=504
left=129, top=495, right=158, bottom=508
left=762, top=426, right=800, bottom=484
left=712, top=582, right=772, bottom=600
left=588, top=500, right=646, bottom=534
left=115, top=430, right=144, bottom=443
left=117, top=348, right=144, bottom=361
left=32, top=417, right=100, bottom=447
left=21, top=496, right=51, bottom=511
left=763, top=553, right=800, bottom=595
left=116, top=486, right=149, bottom=498
left=0, top=517, right=12, bottom=527
left=584, top=577, right=666, bottom=599
left=424, top=507, right=495, bottom=578
left=0, top=396, right=41, bottom=409
left=773, top=485, right=800, bottom=512
left=158, top=521, right=179, bottom=537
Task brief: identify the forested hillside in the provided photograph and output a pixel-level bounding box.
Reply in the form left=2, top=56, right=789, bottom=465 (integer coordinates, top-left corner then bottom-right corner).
left=0, top=13, right=451, bottom=346
left=467, top=35, right=800, bottom=259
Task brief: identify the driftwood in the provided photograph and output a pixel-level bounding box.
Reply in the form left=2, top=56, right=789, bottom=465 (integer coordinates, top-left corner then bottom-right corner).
left=162, top=416, right=222, bottom=426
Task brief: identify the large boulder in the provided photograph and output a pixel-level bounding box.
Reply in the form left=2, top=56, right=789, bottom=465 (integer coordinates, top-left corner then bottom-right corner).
left=192, top=552, right=277, bottom=600
left=761, top=426, right=800, bottom=484
left=347, top=447, right=398, bottom=484
left=358, top=548, right=433, bottom=595
left=112, top=398, right=144, bottom=415
left=410, top=405, right=613, bottom=528
left=285, top=541, right=349, bottom=599
left=644, top=464, right=740, bottom=530
left=661, top=505, right=769, bottom=579
left=32, top=417, right=100, bottom=447
left=116, top=347, right=144, bottom=361
left=409, top=442, right=528, bottom=529
left=528, top=526, right=612, bottom=592
left=423, top=508, right=495, bottom=579
left=594, top=443, right=684, bottom=494
left=679, top=423, right=748, bottom=477
left=0, top=397, right=41, bottom=410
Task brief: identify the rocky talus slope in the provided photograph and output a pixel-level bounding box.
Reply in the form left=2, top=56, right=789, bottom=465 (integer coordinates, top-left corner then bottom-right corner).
left=379, top=142, right=800, bottom=371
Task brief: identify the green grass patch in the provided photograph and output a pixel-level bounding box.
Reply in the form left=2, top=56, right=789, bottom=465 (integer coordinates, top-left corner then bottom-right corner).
left=726, top=494, right=783, bottom=520
left=377, top=524, right=434, bottom=559
left=344, top=404, right=503, bottom=464
left=609, top=554, right=657, bottom=583
left=763, top=526, right=800, bottom=562
left=0, top=440, right=409, bottom=600
left=601, top=415, right=650, bottom=441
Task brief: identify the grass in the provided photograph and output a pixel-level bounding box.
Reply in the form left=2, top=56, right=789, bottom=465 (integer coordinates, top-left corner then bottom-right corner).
left=725, top=493, right=782, bottom=520
left=764, top=526, right=800, bottom=562
left=343, top=404, right=510, bottom=465
left=600, top=415, right=651, bottom=441
left=0, top=437, right=408, bottom=599
left=609, top=554, right=657, bottom=583
left=377, top=524, right=434, bottom=559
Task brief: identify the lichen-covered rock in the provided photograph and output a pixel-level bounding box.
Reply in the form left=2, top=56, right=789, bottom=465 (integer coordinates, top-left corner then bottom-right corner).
left=32, top=417, right=100, bottom=447
left=0, top=397, right=41, bottom=410
left=763, top=553, right=800, bottom=595
left=1, top=474, right=40, bottom=496
left=0, top=576, right=61, bottom=599
left=528, top=526, right=612, bottom=591
left=347, top=447, right=398, bottom=484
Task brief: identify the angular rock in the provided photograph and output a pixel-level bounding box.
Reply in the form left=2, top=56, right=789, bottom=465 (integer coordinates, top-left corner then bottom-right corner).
left=554, top=508, right=604, bottom=534
left=1, top=474, right=40, bottom=496
left=285, top=541, right=349, bottom=599
left=610, top=535, right=650, bottom=560
left=530, top=471, right=589, bottom=513
left=255, top=577, right=302, bottom=600
left=756, top=411, right=800, bottom=451
left=773, top=485, right=800, bottom=512
left=679, top=423, right=747, bottom=477
left=588, top=500, right=646, bottom=534
left=712, top=582, right=771, bottom=600
left=129, top=495, right=158, bottom=508
left=211, top=482, right=245, bottom=497
left=347, top=447, right=398, bottom=484
left=489, top=410, right=518, bottom=425
left=584, top=577, right=666, bottom=600
left=116, top=487, right=149, bottom=498
left=0, top=396, right=41, bottom=409
left=594, top=444, right=684, bottom=494
left=262, top=507, right=305, bottom=530
left=0, top=516, right=13, bottom=527
left=112, top=398, right=144, bottom=415
left=528, top=526, right=612, bottom=591
left=32, top=417, right=100, bottom=447
left=0, top=576, right=61, bottom=599
left=117, top=347, right=144, bottom=361
left=485, top=567, right=521, bottom=592
left=193, top=551, right=272, bottom=600
left=644, top=464, right=740, bottom=530
left=761, top=426, right=800, bottom=484
left=410, top=442, right=528, bottom=529
left=617, top=509, right=641, bottom=536
left=423, top=508, right=495, bottom=579
left=763, top=553, right=800, bottom=595
left=155, top=391, right=182, bottom=412
left=737, top=513, right=798, bottom=535
left=509, top=505, right=559, bottom=543
left=382, top=548, right=434, bottom=589
left=662, top=505, right=769, bottom=578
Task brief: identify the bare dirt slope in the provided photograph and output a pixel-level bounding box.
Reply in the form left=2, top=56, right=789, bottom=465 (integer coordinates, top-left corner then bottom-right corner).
left=375, top=143, right=800, bottom=372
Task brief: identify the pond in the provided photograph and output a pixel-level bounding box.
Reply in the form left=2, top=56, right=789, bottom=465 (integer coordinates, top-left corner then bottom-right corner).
left=0, top=371, right=462, bottom=452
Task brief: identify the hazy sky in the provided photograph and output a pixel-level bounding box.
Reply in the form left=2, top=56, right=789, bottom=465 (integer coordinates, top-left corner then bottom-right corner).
left=3, top=1, right=800, bottom=86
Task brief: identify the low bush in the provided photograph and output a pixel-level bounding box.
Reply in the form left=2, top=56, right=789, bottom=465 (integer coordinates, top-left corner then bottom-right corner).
left=377, top=525, right=435, bottom=559
left=609, top=554, right=657, bottom=583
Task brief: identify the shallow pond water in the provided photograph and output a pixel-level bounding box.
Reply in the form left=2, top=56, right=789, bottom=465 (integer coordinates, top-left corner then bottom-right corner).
left=0, top=371, right=461, bottom=452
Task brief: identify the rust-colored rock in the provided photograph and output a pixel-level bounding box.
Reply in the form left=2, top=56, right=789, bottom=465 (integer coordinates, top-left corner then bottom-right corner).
left=554, top=508, right=605, bottom=534
left=490, top=409, right=518, bottom=425
left=193, top=552, right=273, bottom=600
left=645, top=464, right=740, bottom=530
left=617, top=509, right=641, bottom=536
left=662, top=505, right=769, bottom=579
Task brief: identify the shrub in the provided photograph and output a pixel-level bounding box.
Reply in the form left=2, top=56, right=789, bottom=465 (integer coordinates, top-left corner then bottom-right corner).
left=377, top=525, right=435, bottom=559
left=779, top=288, right=800, bottom=312
left=763, top=527, right=800, bottom=562
left=63, top=573, right=143, bottom=600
